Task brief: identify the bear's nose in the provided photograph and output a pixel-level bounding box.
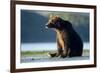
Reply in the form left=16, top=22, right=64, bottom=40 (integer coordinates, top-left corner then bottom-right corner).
left=45, top=23, right=49, bottom=29
left=46, top=23, right=49, bottom=26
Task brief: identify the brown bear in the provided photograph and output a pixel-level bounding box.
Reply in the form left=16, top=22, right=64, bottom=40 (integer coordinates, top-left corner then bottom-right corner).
left=46, top=15, right=83, bottom=58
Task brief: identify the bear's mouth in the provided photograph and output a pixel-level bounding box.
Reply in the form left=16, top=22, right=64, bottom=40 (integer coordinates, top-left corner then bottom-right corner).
left=45, top=23, right=57, bottom=29
left=45, top=23, right=52, bottom=28
left=45, top=25, right=54, bottom=29
left=45, top=26, right=48, bottom=29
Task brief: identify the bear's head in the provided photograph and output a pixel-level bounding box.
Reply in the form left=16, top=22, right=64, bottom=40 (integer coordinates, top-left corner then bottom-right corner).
left=46, top=15, right=62, bottom=29
left=46, top=15, right=72, bottom=30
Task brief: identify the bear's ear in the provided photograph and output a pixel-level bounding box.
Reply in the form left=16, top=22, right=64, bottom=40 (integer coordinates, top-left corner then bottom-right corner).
left=49, top=14, right=59, bottom=18
left=49, top=14, right=53, bottom=18
left=55, top=15, right=59, bottom=19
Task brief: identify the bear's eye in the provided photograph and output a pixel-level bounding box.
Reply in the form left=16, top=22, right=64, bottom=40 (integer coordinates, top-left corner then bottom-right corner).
left=52, top=20, right=55, bottom=22
left=49, top=19, right=55, bottom=24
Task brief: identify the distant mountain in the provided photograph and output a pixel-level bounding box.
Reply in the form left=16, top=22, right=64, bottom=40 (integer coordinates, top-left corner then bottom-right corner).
left=21, top=10, right=89, bottom=43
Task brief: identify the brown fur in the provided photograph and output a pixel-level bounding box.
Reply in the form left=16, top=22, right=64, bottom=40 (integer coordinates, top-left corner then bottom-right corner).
left=46, top=15, right=83, bottom=58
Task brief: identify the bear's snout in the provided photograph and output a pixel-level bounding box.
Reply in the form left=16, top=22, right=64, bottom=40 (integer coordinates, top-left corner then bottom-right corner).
left=46, top=23, right=53, bottom=28
left=45, top=23, right=49, bottom=28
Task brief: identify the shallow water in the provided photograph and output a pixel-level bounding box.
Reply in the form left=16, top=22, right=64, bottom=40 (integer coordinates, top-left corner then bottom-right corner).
left=21, top=42, right=89, bottom=51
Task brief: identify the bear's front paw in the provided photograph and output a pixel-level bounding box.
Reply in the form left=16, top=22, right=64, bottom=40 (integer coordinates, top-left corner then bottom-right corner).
left=61, top=53, right=68, bottom=58
left=61, top=55, right=67, bottom=58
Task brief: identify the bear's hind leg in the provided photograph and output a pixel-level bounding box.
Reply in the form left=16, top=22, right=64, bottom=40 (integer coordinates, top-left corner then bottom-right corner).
left=48, top=53, right=57, bottom=57
left=49, top=48, right=63, bottom=57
